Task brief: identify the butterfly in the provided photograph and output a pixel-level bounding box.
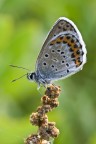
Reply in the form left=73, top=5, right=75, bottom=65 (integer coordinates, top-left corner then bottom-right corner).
left=11, top=17, right=87, bottom=88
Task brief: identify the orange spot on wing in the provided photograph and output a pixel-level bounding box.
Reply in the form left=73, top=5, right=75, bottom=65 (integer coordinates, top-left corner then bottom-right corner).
left=75, top=59, right=82, bottom=67
left=50, top=40, right=56, bottom=45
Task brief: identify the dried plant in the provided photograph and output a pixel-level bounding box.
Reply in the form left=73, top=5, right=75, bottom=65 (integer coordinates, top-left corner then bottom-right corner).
left=25, top=85, right=61, bottom=144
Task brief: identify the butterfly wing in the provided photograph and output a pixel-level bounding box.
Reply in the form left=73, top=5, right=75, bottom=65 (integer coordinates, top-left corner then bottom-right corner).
left=36, top=17, right=86, bottom=83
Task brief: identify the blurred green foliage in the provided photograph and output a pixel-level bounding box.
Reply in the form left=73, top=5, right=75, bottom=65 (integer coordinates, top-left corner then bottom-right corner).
left=0, top=0, right=96, bottom=144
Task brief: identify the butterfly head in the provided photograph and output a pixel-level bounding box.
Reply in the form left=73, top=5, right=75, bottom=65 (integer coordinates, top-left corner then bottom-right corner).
left=27, top=72, right=36, bottom=81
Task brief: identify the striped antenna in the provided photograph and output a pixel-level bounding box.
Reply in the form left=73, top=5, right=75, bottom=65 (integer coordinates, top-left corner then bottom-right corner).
left=9, top=64, right=30, bottom=71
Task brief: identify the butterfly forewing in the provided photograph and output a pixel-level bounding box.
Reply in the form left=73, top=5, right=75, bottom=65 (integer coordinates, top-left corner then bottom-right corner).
left=36, top=17, right=79, bottom=63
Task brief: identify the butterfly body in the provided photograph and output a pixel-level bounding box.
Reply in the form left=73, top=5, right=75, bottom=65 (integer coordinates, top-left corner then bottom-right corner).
left=27, top=17, right=87, bottom=86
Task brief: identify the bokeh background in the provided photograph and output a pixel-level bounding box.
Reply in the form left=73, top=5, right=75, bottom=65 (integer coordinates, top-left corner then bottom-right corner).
left=0, top=0, right=96, bottom=144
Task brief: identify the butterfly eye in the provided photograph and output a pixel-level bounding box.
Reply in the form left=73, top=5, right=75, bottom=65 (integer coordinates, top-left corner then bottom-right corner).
left=29, top=74, right=33, bottom=79
left=27, top=72, right=35, bottom=81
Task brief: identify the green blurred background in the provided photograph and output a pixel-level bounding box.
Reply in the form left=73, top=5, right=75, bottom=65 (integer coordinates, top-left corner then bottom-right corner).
left=0, top=0, right=96, bottom=144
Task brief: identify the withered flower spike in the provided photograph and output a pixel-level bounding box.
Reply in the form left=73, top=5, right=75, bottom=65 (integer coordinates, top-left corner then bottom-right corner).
left=25, top=134, right=41, bottom=144
left=45, top=85, right=61, bottom=98
left=25, top=85, right=61, bottom=144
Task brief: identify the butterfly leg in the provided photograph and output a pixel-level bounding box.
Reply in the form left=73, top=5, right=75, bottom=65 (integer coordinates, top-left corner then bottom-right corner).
left=37, top=82, right=41, bottom=90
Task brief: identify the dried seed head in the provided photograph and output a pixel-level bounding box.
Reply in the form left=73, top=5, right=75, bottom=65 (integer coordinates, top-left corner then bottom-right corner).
left=39, top=126, right=51, bottom=141
left=24, top=134, right=41, bottom=144
left=25, top=85, right=60, bottom=144
left=37, top=105, right=52, bottom=114
left=41, top=95, right=51, bottom=105
left=30, top=112, right=39, bottom=126
left=30, top=112, right=48, bottom=127
left=47, top=122, right=60, bottom=138
left=39, top=122, right=59, bottom=140
left=50, top=99, right=59, bottom=108
left=45, top=85, right=61, bottom=98
left=42, top=140, right=52, bottom=144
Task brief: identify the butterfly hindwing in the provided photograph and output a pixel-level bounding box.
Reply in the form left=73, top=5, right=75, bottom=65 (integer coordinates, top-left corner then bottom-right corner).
left=35, top=17, right=86, bottom=83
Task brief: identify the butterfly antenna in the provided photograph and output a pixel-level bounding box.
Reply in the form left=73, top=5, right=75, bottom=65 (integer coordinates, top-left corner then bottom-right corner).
left=9, top=64, right=30, bottom=71
left=11, top=74, right=27, bottom=82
